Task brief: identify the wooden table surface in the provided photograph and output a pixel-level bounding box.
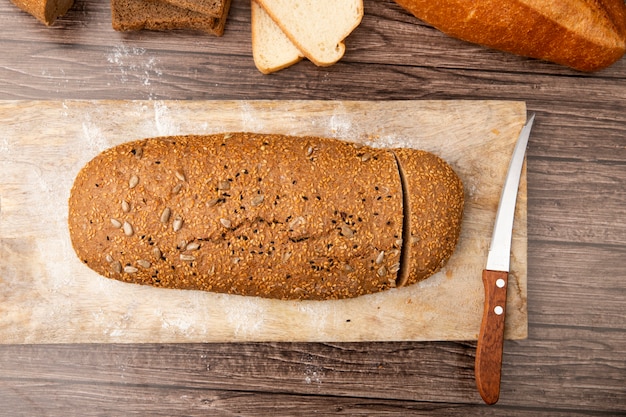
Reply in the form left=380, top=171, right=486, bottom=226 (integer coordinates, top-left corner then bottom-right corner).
left=1, top=0, right=625, bottom=415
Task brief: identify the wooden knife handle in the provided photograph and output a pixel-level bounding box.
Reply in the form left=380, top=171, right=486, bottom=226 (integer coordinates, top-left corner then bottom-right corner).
left=475, top=269, right=509, bottom=405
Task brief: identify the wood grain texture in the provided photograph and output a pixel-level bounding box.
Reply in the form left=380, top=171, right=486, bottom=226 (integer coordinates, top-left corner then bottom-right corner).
left=0, top=0, right=625, bottom=414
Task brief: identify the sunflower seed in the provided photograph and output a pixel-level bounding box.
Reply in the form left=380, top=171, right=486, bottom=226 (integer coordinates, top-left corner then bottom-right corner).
left=122, top=221, right=134, bottom=237
left=218, top=180, right=230, bottom=191
left=121, top=200, right=130, bottom=213
left=288, top=216, right=305, bottom=230
left=111, top=261, right=122, bottom=274
left=231, top=257, right=240, bottom=264
left=134, top=147, right=143, bottom=160
left=375, top=251, right=385, bottom=265
left=152, top=247, right=162, bottom=259
left=160, top=207, right=171, bottom=224
left=171, top=183, right=183, bottom=195
left=361, top=152, right=372, bottom=162
left=129, top=174, right=139, bottom=189
left=124, top=265, right=138, bottom=274
left=377, top=265, right=387, bottom=277
left=281, top=251, right=292, bottom=263
left=173, top=216, right=183, bottom=232
left=207, top=265, right=215, bottom=275
left=105, top=254, right=114, bottom=263
left=220, top=218, right=232, bottom=229
left=306, top=146, right=316, bottom=156
left=340, top=224, right=354, bottom=238
left=343, top=263, right=354, bottom=272
left=206, top=198, right=220, bottom=207
left=186, top=242, right=200, bottom=251
left=180, top=254, right=195, bottom=262
left=175, top=169, right=186, bottom=182
left=389, top=263, right=401, bottom=274
left=136, top=259, right=151, bottom=269
left=110, top=218, right=122, bottom=228
left=251, top=194, right=264, bottom=207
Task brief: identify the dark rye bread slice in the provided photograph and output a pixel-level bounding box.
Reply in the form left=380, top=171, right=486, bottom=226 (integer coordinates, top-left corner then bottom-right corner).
left=154, top=0, right=226, bottom=17
left=68, top=133, right=409, bottom=300
left=393, top=148, right=464, bottom=287
left=111, top=0, right=231, bottom=35
left=10, top=0, right=74, bottom=25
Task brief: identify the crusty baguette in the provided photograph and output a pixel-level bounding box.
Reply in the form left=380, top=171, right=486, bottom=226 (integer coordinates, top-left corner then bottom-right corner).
left=68, top=133, right=464, bottom=301
left=10, top=0, right=74, bottom=25
left=392, top=0, right=626, bottom=72
left=255, top=0, right=363, bottom=66
left=251, top=0, right=304, bottom=74
left=111, top=0, right=230, bottom=35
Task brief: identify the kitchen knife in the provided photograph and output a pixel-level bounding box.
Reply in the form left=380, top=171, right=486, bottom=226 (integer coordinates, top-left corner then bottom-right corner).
left=475, top=113, right=535, bottom=405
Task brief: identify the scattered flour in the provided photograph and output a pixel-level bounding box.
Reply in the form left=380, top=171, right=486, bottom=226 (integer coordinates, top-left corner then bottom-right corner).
left=106, top=45, right=163, bottom=98
left=153, top=101, right=182, bottom=136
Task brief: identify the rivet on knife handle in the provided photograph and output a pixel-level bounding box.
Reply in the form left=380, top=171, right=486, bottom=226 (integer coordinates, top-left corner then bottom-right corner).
left=475, top=269, right=508, bottom=405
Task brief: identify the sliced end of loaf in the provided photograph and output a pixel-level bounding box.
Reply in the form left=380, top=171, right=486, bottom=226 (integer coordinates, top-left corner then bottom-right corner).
left=10, top=0, right=74, bottom=25
left=392, top=148, right=464, bottom=287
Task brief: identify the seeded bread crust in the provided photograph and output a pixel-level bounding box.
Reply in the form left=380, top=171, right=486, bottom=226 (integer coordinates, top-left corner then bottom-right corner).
left=10, top=0, right=74, bottom=25
left=111, top=0, right=231, bottom=35
left=68, top=133, right=407, bottom=300
left=393, top=148, right=464, bottom=287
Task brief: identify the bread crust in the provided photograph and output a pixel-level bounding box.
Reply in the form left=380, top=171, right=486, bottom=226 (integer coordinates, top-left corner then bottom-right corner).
left=10, top=0, right=74, bottom=25
left=393, top=0, right=626, bottom=71
left=393, top=149, right=464, bottom=287
left=69, top=133, right=419, bottom=300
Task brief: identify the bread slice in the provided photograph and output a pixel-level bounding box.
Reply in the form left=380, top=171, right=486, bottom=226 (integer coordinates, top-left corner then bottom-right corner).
left=392, top=0, right=626, bottom=71
left=155, top=0, right=226, bottom=17
left=10, top=0, right=74, bottom=25
left=251, top=0, right=304, bottom=74
left=111, top=0, right=231, bottom=35
left=255, top=0, right=363, bottom=66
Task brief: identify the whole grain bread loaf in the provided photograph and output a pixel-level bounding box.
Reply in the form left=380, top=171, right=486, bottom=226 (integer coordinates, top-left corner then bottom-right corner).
left=68, top=133, right=464, bottom=300
left=111, top=0, right=230, bottom=35
left=393, top=0, right=626, bottom=72
left=10, top=0, right=74, bottom=25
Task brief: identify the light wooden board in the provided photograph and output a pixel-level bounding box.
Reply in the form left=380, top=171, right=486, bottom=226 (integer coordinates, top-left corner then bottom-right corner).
left=0, top=100, right=527, bottom=343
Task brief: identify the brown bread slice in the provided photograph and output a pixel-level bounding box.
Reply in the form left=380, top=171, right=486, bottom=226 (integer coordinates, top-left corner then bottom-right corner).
left=152, top=0, right=226, bottom=17
left=68, top=133, right=407, bottom=300
left=111, top=0, right=230, bottom=35
left=10, top=0, right=74, bottom=25
left=392, top=0, right=626, bottom=71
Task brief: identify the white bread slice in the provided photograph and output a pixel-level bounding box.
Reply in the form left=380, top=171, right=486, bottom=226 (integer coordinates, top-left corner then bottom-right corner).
left=255, top=0, right=363, bottom=66
left=251, top=0, right=304, bottom=74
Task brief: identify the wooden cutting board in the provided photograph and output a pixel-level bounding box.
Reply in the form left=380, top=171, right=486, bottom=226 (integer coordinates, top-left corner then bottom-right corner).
left=0, top=100, right=527, bottom=343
